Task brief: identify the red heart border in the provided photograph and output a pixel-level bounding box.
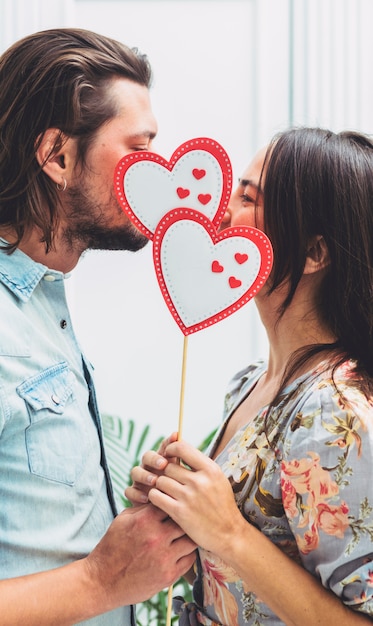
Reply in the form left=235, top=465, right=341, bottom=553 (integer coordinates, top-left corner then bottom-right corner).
left=153, top=209, right=273, bottom=335
left=114, top=138, right=232, bottom=240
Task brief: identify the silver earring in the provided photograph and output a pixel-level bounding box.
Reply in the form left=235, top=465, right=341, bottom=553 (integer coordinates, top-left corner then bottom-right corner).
left=56, top=178, right=67, bottom=192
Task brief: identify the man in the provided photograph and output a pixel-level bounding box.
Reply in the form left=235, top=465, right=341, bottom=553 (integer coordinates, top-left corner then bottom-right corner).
left=0, top=28, right=196, bottom=625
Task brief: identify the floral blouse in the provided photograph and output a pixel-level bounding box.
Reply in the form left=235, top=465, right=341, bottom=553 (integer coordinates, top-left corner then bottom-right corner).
left=185, top=359, right=373, bottom=625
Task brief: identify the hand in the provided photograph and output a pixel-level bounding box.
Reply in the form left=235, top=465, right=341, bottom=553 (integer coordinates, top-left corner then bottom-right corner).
left=85, top=502, right=197, bottom=606
left=147, top=440, right=245, bottom=555
left=0, top=502, right=197, bottom=626
left=125, top=432, right=179, bottom=505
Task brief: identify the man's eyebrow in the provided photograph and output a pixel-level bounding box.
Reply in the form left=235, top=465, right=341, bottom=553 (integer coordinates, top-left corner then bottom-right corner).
left=130, top=130, right=157, bottom=141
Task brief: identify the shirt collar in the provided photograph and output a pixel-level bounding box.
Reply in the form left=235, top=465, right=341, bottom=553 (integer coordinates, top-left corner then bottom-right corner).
left=0, top=243, right=65, bottom=302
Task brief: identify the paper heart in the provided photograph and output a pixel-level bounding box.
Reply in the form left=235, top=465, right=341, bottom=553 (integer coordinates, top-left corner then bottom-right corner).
left=114, top=138, right=232, bottom=240
left=198, top=193, right=212, bottom=205
left=212, top=260, right=224, bottom=273
left=235, top=253, right=248, bottom=264
left=193, top=168, right=206, bottom=180
left=153, top=209, right=273, bottom=335
left=177, top=187, right=190, bottom=199
left=229, top=276, right=242, bottom=289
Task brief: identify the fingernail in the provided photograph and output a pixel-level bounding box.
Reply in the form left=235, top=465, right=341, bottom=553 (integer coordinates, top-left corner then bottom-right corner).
left=147, top=474, right=156, bottom=484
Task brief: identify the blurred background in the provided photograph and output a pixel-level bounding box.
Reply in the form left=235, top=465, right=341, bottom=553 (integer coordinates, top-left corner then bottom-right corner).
left=1, top=0, right=372, bottom=446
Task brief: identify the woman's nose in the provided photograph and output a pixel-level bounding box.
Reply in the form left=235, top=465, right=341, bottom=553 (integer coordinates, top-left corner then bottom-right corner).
left=218, top=208, right=232, bottom=231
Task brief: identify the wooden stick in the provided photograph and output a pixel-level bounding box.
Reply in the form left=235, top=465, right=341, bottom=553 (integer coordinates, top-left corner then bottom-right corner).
left=177, top=335, right=189, bottom=440
left=166, top=585, right=174, bottom=626
left=166, top=334, right=189, bottom=626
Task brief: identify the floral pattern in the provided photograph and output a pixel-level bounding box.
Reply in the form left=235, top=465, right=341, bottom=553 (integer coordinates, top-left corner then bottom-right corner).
left=190, top=360, right=373, bottom=625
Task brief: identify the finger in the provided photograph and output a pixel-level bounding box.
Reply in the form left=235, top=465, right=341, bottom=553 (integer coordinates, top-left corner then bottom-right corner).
left=171, top=534, right=198, bottom=555
left=163, top=461, right=193, bottom=484
left=125, top=484, right=150, bottom=505
left=141, top=450, right=168, bottom=472
left=158, top=509, right=197, bottom=550
left=165, top=440, right=213, bottom=473
left=130, top=465, right=158, bottom=487
left=161, top=506, right=189, bottom=529
left=147, top=501, right=174, bottom=521
left=157, top=474, right=195, bottom=502
left=176, top=551, right=197, bottom=573
left=158, top=432, right=178, bottom=456
left=123, top=501, right=174, bottom=524
left=148, top=486, right=182, bottom=524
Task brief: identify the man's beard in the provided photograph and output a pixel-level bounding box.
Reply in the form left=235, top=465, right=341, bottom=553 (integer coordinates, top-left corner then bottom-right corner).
left=62, top=182, right=149, bottom=253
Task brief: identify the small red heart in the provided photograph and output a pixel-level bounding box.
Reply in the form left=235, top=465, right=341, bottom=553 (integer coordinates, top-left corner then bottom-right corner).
left=198, top=194, right=212, bottom=205
left=235, top=253, right=248, bottom=264
left=193, top=168, right=206, bottom=180
left=177, top=187, right=190, bottom=199
left=229, top=276, right=242, bottom=289
left=211, top=260, right=224, bottom=273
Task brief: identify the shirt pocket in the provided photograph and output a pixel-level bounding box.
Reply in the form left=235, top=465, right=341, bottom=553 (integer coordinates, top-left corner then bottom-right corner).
left=17, top=362, right=85, bottom=486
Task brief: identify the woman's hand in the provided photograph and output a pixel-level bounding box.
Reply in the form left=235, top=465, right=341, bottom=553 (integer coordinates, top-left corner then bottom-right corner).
left=147, top=439, right=245, bottom=554
left=125, top=432, right=179, bottom=506
left=147, top=441, right=373, bottom=626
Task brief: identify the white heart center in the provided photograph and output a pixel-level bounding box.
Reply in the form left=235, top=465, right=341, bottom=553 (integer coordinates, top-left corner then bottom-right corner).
left=159, top=220, right=262, bottom=327
left=123, top=150, right=224, bottom=233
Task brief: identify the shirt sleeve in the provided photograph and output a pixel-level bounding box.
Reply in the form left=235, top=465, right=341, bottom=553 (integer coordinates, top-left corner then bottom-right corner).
left=280, top=374, right=373, bottom=617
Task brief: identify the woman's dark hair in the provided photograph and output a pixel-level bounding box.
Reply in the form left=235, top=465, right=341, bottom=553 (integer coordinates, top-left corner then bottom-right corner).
left=261, top=127, right=373, bottom=401
left=0, top=28, right=152, bottom=251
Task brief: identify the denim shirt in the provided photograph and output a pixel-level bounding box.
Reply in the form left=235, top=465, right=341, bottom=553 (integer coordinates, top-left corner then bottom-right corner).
left=0, top=246, right=133, bottom=625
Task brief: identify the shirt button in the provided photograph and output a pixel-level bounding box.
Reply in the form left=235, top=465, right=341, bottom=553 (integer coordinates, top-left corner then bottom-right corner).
left=51, top=394, right=60, bottom=405
left=44, top=274, right=56, bottom=282
left=60, top=319, right=67, bottom=329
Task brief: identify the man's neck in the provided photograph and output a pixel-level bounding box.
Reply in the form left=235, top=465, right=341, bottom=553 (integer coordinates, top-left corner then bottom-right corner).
left=0, top=227, right=81, bottom=273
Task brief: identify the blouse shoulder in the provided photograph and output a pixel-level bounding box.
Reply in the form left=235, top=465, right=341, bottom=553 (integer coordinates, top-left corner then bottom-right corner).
left=281, top=360, right=373, bottom=445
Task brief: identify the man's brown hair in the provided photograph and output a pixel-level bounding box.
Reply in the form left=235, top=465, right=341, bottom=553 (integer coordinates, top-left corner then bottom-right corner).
left=0, top=28, right=152, bottom=251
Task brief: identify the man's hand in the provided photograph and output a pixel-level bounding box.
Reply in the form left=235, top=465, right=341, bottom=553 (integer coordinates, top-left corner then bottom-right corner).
left=86, top=502, right=197, bottom=606
left=0, top=502, right=196, bottom=626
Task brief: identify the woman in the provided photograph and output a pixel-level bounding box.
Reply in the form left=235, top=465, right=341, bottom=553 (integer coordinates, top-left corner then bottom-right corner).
left=127, top=127, right=373, bottom=625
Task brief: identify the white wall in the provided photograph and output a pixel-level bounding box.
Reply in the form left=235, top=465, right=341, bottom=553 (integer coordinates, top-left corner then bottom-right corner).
left=71, top=0, right=266, bottom=446
left=1, top=0, right=373, bottom=446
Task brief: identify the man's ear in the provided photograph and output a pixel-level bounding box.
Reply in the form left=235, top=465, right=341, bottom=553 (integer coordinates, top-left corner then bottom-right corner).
left=35, top=129, right=75, bottom=186
left=304, top=235, right=330, bottom=274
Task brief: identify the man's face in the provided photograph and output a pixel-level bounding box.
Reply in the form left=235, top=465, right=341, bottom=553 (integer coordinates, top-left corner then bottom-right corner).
left=64, top=77, right=158, bottom=253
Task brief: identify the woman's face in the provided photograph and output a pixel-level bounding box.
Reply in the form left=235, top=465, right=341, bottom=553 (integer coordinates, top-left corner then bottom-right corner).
left=219, top=146, right=267, bottom=231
